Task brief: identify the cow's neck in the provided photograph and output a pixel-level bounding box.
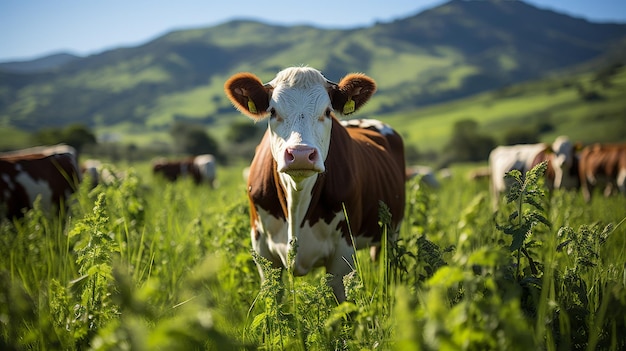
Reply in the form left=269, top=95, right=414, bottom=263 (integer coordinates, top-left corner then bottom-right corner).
left=277, top=172, right=318, bottom=269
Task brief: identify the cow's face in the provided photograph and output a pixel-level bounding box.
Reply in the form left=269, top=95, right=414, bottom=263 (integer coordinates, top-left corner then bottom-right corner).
left=266, top=71, right=333, bottom=179
left=225, top=67, right=376, bottom=182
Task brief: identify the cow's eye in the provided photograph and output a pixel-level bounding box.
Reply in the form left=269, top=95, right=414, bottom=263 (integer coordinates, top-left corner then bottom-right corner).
left=269, top=108, right=283, bottom=122
left=325, top=108, right=332, bottom=118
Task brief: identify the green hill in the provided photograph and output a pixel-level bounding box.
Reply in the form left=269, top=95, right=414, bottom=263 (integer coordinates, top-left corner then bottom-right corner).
left=387, top=62, right=626, bottom=154
left=0, top=0, right=625, bottom=156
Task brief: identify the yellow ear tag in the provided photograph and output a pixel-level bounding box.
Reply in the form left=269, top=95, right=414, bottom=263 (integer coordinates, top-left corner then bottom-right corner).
left=343, top=98, right=355, bottom=114
left=247, top=99, right=257, bottom=114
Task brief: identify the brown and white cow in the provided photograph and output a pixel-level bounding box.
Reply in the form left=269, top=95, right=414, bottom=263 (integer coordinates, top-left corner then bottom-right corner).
left=578, top=143, right=626, bottom=202
left=488, top=136, right=578, bottom=209
left=152, top=154, right=216, bottom=187
left=225, top=66, right=405, bottom=301
left=0, top=144, right=80, bottom=219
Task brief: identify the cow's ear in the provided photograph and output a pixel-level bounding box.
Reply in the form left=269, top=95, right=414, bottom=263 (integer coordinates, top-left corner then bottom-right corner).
left=225, top=73, right=272, bottom=120
left=329, top=73, right=376, bottom=115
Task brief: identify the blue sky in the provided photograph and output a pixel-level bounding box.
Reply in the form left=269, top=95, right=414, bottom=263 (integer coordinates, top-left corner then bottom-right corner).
left=1, top=0, right=625, bottom=62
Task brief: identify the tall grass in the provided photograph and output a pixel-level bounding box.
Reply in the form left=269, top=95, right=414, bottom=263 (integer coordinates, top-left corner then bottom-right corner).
left=1, top=162, right=625, bottom=350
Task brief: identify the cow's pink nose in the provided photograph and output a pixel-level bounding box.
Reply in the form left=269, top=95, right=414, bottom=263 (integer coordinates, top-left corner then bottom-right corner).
left=284, top=147, right=318, bottom=169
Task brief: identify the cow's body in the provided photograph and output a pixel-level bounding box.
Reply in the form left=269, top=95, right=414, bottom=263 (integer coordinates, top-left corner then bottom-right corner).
left=0, top=144, right=80, bottom=219
left=225, top=67, right=405, bottom=301
left=578, top=143, right=626, bottom=202
left=152, top=154, right=216, bottom=187
left=488, top=136, right=578, bottom=208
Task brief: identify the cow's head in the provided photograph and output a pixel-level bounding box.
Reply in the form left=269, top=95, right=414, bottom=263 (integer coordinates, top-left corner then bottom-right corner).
left=549, top=136, right=576, bottom=188
left=225, top=66, right=376, bottom=182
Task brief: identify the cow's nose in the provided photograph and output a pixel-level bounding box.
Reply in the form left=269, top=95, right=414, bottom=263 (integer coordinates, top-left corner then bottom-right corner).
left=284, top=147, right=318, bottom=169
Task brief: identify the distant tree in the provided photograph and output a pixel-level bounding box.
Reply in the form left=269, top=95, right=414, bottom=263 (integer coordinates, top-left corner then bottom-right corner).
left=63, top=124, right=97, bottom=151
left=169, top=121, right=219, bottom=157
left=227, top=120, right=264, bottom=143
left=32, top=123, right=96, bottom=153
left=404, top=144, right=421, bottom=165
left=535, top=121, right=555, bottom=134
left=503, top=127, right=539, bottom=145
left=444, top=119, right=495, bottom=163
left=32, top=128, right=60, bottom=146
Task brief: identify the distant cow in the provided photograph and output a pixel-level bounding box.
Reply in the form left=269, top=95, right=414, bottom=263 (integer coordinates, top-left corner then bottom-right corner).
left=225, top=66, right=405, bottom=301
left=578, top=143, right=626, bottom=202
left=488, top=136, right=578, bottom=209
left=152, top=154, right=216, bottom=187
left=0, top=144, right=80, bottom=219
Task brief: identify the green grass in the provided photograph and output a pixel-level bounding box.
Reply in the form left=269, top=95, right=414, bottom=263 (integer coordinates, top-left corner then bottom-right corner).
left=65, top=55, right=171, bottom=92
left=1, top=161, right=625, bottom=350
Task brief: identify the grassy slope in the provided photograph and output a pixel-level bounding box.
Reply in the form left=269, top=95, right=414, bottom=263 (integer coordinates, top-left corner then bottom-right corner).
left=1, top=62, right=624, bottom=157
left=383, top=64, right=626, bottom=153
left=110, top=63, right=626, bottom=155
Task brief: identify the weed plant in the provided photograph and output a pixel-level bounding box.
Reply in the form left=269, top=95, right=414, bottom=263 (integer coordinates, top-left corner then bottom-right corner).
left=1, top=162, right=624, bottom=350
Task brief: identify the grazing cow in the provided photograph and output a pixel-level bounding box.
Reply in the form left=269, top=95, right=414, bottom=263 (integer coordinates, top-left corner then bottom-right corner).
left=578, top=143, right=626, bottom=202
left=0, top=144, right=80, bottom=219
left=225, top=66, right=406, bottom=301
left=152, top=154, right=216, bottom=187
left=488, top=136, right=578, bottom=209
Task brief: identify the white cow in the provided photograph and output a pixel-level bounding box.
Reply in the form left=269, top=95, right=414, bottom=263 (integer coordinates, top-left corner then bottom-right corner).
left=488, top=136, right=578, bottom=209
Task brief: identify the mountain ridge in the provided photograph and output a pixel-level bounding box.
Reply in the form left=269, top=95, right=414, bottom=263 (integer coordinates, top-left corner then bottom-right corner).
left=0, top=52, right=82, bottom=73
left=1, top=0, right=625, bottom=134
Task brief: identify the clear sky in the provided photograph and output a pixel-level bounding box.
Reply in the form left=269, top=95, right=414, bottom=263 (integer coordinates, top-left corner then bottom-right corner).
left=1, top=0, right=625, bottom=62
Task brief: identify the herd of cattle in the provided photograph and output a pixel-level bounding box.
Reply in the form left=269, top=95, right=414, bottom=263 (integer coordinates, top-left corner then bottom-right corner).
left=0, top=146, right=217, bottom=219
left=0, top=66, right=624, bottom=301
left=487, top=135, right=626, bottom=208
left=2, top=135, right=620, bottom=220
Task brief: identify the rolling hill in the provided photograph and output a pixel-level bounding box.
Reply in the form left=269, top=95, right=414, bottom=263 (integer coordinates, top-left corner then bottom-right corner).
left=0, top=53, right=81, bottom=73
left=0, top=0, right=625, bottom=154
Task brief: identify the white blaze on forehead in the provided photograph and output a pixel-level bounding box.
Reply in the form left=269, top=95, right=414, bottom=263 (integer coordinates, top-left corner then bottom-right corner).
left=268, top=66, right=329, bottom=89
left=269, top=67, right=331, bottom=122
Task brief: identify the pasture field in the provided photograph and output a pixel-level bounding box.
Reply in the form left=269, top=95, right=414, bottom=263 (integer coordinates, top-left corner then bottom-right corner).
left=1, top=162, right=625, bottom=350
